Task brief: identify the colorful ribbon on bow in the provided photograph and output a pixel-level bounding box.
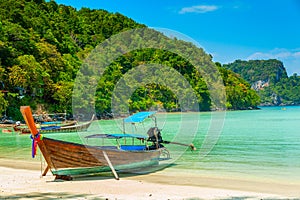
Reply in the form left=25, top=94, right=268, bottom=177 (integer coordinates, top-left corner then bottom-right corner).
left=30, top=133, right=42, bottom=158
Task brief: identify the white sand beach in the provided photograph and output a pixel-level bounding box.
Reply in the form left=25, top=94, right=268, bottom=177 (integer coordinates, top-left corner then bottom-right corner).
left=0, top=159, right=298, bottom=200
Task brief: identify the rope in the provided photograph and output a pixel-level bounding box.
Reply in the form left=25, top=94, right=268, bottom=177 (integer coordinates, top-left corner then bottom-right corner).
left=30, top=132, right=43, bottom=158
left=40, top=148, right=42, bottom=175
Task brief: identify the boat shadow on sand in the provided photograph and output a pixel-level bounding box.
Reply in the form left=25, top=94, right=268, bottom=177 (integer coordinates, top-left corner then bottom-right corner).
left=49, top=163, right=176, bottom=182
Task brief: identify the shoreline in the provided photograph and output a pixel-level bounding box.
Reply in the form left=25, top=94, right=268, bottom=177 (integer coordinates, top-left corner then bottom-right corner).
left=0, top=158, right=299, bottom=199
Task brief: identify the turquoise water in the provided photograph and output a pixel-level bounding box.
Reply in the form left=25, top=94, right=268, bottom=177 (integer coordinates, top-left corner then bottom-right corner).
left=1, top=106, right=299, bottom=183
left=186, top=106, right=300, bottom=183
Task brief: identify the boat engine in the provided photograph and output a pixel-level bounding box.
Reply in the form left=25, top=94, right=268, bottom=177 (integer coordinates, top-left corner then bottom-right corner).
left=146, top=127, right=164, bottom=149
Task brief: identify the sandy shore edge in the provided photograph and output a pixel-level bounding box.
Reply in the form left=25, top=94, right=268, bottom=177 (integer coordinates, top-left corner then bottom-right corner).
left=0, top=158, right=299, bottom=199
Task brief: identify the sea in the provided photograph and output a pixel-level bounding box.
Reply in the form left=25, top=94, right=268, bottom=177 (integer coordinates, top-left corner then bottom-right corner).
left=1, top=106, right=300, bottom=185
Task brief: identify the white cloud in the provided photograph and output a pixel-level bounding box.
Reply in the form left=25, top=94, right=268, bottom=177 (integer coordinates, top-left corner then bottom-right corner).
left=247, top=48, right=300, bottom=60
left=293, top=51, right=300, bottom=57
left=179, top=5, right=218, bottom=14
left=247, top=48, right=300, bottom=75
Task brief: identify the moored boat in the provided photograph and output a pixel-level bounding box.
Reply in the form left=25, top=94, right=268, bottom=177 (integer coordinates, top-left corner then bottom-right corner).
left=13, top=118, right=92, bottom=134
left=0, top=119, right=17, bottom=128
left=20, top=106, right=195, bottom=180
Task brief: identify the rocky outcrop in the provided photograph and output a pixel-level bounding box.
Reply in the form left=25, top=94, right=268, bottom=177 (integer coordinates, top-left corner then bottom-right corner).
left=251, top=80, right=269, bottom=91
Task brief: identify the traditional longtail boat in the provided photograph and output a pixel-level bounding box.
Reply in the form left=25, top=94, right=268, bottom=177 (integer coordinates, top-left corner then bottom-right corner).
left=20, top=106, right=195, bottom=180
left=0, top=119, right=18, bottom=128
left=13, top=118, right=92, bottom=134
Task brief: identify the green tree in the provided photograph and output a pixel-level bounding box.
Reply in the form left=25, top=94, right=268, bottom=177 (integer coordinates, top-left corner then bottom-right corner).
left=8, top=55, right=46, bottom=97
left=0, top=0, right=262, bottom=119
left=0, top=92, right=8, bottom=118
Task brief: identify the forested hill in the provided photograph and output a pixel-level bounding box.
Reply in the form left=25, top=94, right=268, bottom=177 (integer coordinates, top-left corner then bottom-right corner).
left=223, top=59, right=300, bottom=106
left=0, top=0, right=260, bottom=120
left=223, top=59, right=288, bottom=86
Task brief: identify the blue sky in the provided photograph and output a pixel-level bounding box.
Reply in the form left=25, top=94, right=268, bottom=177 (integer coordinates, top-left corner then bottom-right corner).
left=55, top=0, right=300, bottom=75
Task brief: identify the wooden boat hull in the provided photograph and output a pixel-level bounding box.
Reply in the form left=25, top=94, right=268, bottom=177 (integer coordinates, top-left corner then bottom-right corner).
left=38, top=137, right=161, bottom=176
left=0, top=124, right=15, bottom=128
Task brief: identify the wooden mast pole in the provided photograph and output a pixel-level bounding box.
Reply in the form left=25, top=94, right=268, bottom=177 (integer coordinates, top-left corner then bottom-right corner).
left=20, top=106, right=39, bottom=136
left=20, top=106, right=50, bottom=176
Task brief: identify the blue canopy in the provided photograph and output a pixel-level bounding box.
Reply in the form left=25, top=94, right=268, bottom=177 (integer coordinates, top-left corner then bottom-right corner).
left=124, top=111, right=156, bottom=123
left=41, top=121, right=62, bottom=125
left=41, top=125, right=61, bottom=130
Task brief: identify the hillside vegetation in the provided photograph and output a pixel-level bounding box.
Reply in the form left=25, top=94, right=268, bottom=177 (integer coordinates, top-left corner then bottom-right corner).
left=0, top=0, right=260, bottom=120
left=224, top=59, right=300, bottom=106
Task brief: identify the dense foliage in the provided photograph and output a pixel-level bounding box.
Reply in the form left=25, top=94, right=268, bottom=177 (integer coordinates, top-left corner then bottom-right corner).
left=258, top=73, right=300, bottom=105
left=0, top=0, right=260, bottom=120
left=224, top=59, right=300, bottom=106
left=223, top=59, right=288, bottom=85
left=217, top=63, right=260, bottom=109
